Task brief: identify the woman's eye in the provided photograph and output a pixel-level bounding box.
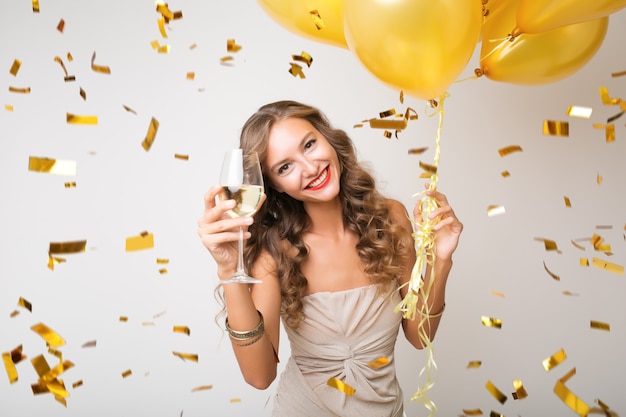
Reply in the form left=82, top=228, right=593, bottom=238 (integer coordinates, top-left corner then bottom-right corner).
left=277, top=164, right=290, bottom=174
left=304, top=139, right=316, bottom=149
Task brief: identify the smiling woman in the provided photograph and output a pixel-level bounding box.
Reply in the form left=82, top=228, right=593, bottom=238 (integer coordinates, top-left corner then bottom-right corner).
left=197, top=100, right=463, bottom=416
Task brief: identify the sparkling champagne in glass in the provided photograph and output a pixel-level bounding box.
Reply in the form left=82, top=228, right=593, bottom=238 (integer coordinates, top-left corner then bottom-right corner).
left=216, top=149, right=265, bottom=284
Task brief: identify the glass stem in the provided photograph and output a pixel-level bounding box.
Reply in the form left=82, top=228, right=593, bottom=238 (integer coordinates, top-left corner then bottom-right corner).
left=236, top=226, right=245, bottom=275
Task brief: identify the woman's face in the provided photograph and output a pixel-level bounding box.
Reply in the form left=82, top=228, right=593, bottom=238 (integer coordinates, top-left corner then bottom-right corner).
left=264, top=117, right=340, bottom=204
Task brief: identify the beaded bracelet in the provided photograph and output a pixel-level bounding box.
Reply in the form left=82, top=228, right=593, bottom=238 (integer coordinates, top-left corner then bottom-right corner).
left=420, top=303, right=445, bottom=319
left=225, top=310, right=264, bottom=341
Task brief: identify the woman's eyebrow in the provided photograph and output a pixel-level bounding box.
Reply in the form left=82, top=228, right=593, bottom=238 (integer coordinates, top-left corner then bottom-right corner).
left=269, top=131, right=315, bottom=172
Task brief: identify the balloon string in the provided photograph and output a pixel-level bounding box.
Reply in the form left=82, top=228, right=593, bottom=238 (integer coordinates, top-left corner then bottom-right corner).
left=394, top=92, right=447, bottom=417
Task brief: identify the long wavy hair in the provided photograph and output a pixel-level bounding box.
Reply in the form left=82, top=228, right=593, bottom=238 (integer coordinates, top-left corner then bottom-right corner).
left=240, top=100, right=409, bottom=329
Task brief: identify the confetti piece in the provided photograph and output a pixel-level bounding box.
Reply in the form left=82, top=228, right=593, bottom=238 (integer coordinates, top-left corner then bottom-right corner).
left=72, top=380, right=83, bottom=389
left=543, top=261, right=560, bottom=281
left=5, top=104, right=14, bottom=112
left=186, top=72, right=195, bottom=80
left=327, top=377, right=355, bottom=396
left=490, top=290, right=505, bottom=298
left=501, top=170, right=510, bottom=178
left=66, top=113, right=98, bottom=125
left=8, top=86, right=30, bottom=94
left=18, top=297, right=32, bottom=312
left=172, top=352, right=198, bottom=362
left=513, top=379, right=528, bottom=400
left=47, top=255, right=66, bottom=270
left=57, top=19, right=65, bottom=33
left=142, top=322, right=155, bottom=326
left=591, top=257, right=624, bottom=274
left=590, top=234, right=611, bottom=252
left=487, top=205, right=505, bottom=217
left=605, top=124, right=616, bottom=143
left=564, top=196, right=571, bottom=207
left=122, top=369, right=132, bottom=378
left=467, top=360, right=482, bottom=369
left=2, top=352, right=19, bottom=383
left=534, top=237, right=560, bottom=252
left=119, top=316, right=128, bottom=322
left=150, top=40, right=171, bottom=54
left=408, top=147, right=428, bottom=155
left=158, top=17, right=167, bottom=38
left=607, top=111, right=624, bottom=124
left=367, top=356, right=390, bottom=369
left=462, top=409, right=483, bottom=415
left=79, top=88, right=86, bottom=100
left=542, top=348, right=567, bottom=371
left=485, top=380, right=507, bottom=404
left=32, top=0, right=40, bottom=12
left=292, top=51, right=313, bottom=68
left=611, top=70, right=626, bottom=77
left=81, top=340, right=96, bottom=348
left=31, top=323, right=65, bottom=348
left=562, top=290, right=578, bottom=296
left=553, top=368, right=590, bottom=416
left=598, top=87, right=620, bottom=105
left=566, top=106, right=592, bottom=119
left=497, top=145, right=522, bottom=157
left=230, top=398, right=241, bottom=403
left=191, top=385, right=213, bottom=392
left=173, top=326, right=190, bottom=335
left=123, top=105, right=137, bottom=114
left=481, top=316, right=502, bottom=329
left=141, top=117, right=159, bottom=151
left=419, top=161, right=437, bottom=174
left=227, top=39, right=242, bottom=53
left=49, top=240, right=86, bottom=254
left=590, top=320, right=610, bottom=331
left=91, top=51, right=111, bottom=74
left=543, top=120, right=569, bottom=137
left=9, top=310, right=19, bottom=317
left=125, top=232, right=154, bottom=252
left=158, top=268, right=168, bottom=274
left=309, top=9, right=325, bottom=30
left=157, top=258, right=169, bottom=264
left=174, top=153, right=189, bottom=160
left=597, top=172, right=602, bottom=184
left=9, top=59, right=21, bottom=76
left=580, top=258, right=589, bottom=266
left=288, top=63, right=305, bottom=78
left=220, top=55, right=234, bottom=64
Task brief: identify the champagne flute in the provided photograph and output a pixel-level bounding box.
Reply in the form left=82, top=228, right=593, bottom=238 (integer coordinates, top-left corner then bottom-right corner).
left=215, top=148, right=265, bottom=284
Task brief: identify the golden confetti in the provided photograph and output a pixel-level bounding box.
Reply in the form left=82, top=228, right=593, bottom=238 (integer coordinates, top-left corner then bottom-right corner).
left=123, top=105, right=137, bottom=115
left=81, top=340, right=96, bottom=348
left=57, top=19, right=65, bottom=33
left=367, top=356, right=390, bottom=369
left=419, top=161, right=437, bottom=174
left=288, top=62, right=305, bottom=78
left=543, top=120, right=569, bottom=137
left=580, top=258, right=589, bottom=266
left=72, top=380, right=83, bottom=389
left=567, top=106, right=593, bottom=119
left=591, top=257, right=624, bottom=274
left=64, top=182, right=77, bottom=189
left=18, top=296, right=32, bottom=312
left=513, top=379, right=528, bottom=400
left=490, top=290, right=505, bottom=298
left=67, top=113, right=98, bottom=125
left=598, top=87, right=620, bottom=105
left=226, top=39, right=242, bottom=53
left=487, top=205, right=505, bottom=217
left=462, top=409, right=483, bottom=416
left=607, top=111, right=624, bottom=123
left=150, top=40, right=171, bottom=54
left=543, top=261, right=560, bottom=281
left=173, top=326, right=190, bottom=335
left=8, top=86, right=30, bottom=94
left=597, top=172, right=602, bottom=184
left=562, top=290, right=579, bottom=296
left=604, top=123, right=616, bottom=143
left=126, top=232, right=154, bottom=251
left=49, top=240, right=86, bottom=254
left=9, top=59, right=21, bottom=76
left=230, top=398, right=241, bottom=403
left=292, top=51, right=313, bottom=67
left=121, top=369, right=132, bottom=378
left=79, top=88, right=86, bottom=100
left=485, top=380, right=507, bottom=404
left=611, top=70, right=626, bottom=77
left=3, top=352, right=19, bottom=383
left=220, top=55, right=234, bottom=64
left=369, top=117, right=408, bottom=130
left=553, top=368, right=590, bottom=416
left=564, top=196, right=571, bottom=207
left=186, top=72, right=195, bottom=80
left=481, top=316, right=502, bottom=329
left=90, top=51, right=111, bottom=74
left=189, top=43, right=197, bottom=50
left=172, top=352, right=198, bottom=362
left=501, top=170, right=510, bottom=178
left=158, top=17, right=167, bottom=38
left=142, top=322, right=155, bottom=326
left=157, top=258, right=169, bottom=264
left=31, top=323, right=66, bottom=348
left=47, top=255, right=66, bottom=270
left=5, top=104, right=14, bottom=112
left=497, top=145, right=522, bottom=157
left=408, top=147, right=428, bottom=155
left=32, top=0, right=40, bottom=12
left=191, top=385, right=213, bottom=392
left=542, top=348, right=567, bottom=371
left=467, top=360, right=482, bottom=369
left=534, top=237, right=560, bottom=252
left=590, top=320, right=610, bottom=331
left=10, top=310, right=19, bottom=317
left=174, top=153, right=189, bottom=160
left=309, top=9, right=325, bottom=30
left=489, top=411, right=504, bottom=417
left=590, top=234, right=610, bottom=252
left=141, top=117, right=159, bottom=151
left=327, top=377, right=355, bottom=396
left=119, top=316, right=128, bottom=322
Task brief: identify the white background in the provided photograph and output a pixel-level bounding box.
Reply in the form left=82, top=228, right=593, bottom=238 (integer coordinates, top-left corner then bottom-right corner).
left=1, top=1, right=625, bottom=416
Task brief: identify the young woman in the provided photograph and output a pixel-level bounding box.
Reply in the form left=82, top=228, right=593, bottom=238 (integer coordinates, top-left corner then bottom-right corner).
left=197, top=100, right=463, bottom=416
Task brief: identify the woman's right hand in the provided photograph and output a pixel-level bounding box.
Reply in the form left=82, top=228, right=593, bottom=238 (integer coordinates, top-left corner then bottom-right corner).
left=197, top=184, right=254, bottom=279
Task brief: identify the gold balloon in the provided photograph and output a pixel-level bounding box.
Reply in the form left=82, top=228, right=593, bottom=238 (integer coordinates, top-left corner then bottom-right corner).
left=480, top=0, right=608, bottom=85
left=515, top=0, right=626, bottom=35
left=343, top=0, right=483, bottom=101
left=257, top=0, right=346, bottom=49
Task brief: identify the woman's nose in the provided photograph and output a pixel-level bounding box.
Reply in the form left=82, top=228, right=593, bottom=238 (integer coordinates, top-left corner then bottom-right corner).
left=300, top=157, right=317, bottom=177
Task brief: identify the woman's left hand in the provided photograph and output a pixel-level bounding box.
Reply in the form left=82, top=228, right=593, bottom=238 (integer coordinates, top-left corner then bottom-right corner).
left=415, top=187, right=463, bottom=262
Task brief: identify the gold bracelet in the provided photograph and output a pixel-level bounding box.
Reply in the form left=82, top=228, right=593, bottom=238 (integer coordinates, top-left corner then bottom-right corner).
left=231, top=332, right=264, bottom=347
left=420, top=303, right=445, bottom=319
left=225, top=310, right=264, bottom=340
